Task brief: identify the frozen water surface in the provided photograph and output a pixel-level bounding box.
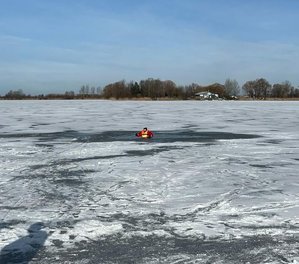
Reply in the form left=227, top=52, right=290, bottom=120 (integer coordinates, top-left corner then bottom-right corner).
left=0, top=100, right=299, bottom=263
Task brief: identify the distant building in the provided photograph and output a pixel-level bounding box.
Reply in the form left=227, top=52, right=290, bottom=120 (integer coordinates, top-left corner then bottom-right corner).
left=195, top=91, right=219, bottom=100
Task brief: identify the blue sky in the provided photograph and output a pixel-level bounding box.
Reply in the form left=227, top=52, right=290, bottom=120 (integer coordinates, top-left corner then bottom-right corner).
left=1, top=0, right=299, bottom=94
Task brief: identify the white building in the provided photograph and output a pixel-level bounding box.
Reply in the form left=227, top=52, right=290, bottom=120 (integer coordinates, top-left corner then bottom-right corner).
left=195, top=92, right=219, bottom=100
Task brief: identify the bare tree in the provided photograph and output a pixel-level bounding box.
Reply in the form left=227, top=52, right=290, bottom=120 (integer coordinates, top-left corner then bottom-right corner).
left=224, top=79, right=240, bottom=97
left=103, top=80, right=129, bottom=99
left=272, top=81, right=293, bottom=98
left=5, top=89, right=26, bottom=99
left=242, top=78, right=271, bottom=99
left=255, top=78, right=271, bottom=99
left=79, top=85, right=85, bottom=95
left=139, top=78, right=157, bottom=98
left=163, top=80, right=177, bottom=97
left=79, top=85, right=91, bottom=95
left=242, top=81, right=255, bottom=98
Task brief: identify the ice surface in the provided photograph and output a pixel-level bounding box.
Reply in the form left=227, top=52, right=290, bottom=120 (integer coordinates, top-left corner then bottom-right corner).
left=0, top=100, right=299, bottom=263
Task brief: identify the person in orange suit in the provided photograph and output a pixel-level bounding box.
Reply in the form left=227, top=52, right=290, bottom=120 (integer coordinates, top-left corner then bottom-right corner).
left=135, top=127, right=154, bottom=138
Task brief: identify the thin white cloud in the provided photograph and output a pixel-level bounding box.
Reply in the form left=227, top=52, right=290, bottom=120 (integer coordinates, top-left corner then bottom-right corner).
left=0, top=34, right=32, bottom=43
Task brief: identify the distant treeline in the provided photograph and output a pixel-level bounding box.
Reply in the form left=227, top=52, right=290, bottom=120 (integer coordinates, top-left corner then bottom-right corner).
left=1, top=78, right=299, bottom=100
left=0, top=89, right=102, bottom=100
left=101, top=78, right=299, bottom=99
left=102, top=79, right=228, bottom=99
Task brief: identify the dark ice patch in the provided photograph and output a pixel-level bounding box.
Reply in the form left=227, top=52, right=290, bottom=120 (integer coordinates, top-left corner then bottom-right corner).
left=245, top=189, right=283, bottom=197
left=80, top=130, right=261, bottom=144
left=182, top=124, right=199, bottom=129
left=28, top=214, right=293, bottom=264
left=0, top=220, right=26, bottom=231
left=250, top=164, right=273, bottom=169
left=27, top=146, right=183, bottom=172
left=53, top=178, right=86, bottom=185
left=35, top=143, right=54, bottom=148
left=0, top=130, right=79, bottom=141
left=45, top=232, right=297, bottom=264
left=264, top=139, right=284, bottom=144
left=125, top=146, right=182, bottom=156
left=52, top=239, right=64, bottom=248
left=30, top=123, right=49, bottom=129
left=0, top=205, right=27, bottom=210
left=0, top=130, right=261, bottom=144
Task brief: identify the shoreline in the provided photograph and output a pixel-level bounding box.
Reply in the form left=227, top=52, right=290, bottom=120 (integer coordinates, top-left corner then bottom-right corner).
left=1, top=97, right=299, bottom=101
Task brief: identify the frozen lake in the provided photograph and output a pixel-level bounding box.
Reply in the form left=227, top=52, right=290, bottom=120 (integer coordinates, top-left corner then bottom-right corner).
left=0, top=100, right=299, bottom=263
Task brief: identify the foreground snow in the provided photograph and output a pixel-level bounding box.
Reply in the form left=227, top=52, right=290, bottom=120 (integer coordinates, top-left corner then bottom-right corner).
left=0, top=100, right=299, bottom=263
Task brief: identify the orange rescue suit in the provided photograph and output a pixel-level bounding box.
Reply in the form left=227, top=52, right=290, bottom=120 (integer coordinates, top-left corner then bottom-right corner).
left=136, top=129, right=154, bottom=138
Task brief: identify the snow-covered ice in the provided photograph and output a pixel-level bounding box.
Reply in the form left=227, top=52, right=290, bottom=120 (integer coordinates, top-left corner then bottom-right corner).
left=0, top=100, right=298, bottom=263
